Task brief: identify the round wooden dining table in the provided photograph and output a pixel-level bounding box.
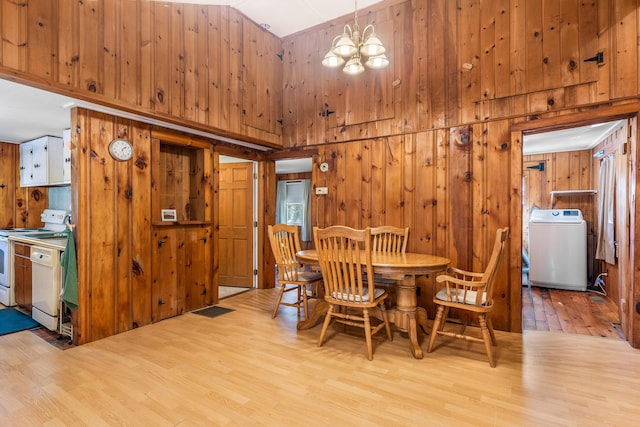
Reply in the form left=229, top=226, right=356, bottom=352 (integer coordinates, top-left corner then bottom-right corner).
left=296, top=250, right=451, bottom=359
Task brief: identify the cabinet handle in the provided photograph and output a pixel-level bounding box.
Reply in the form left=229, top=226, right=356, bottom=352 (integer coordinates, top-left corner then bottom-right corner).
left=200, top=237, right=207, bottom=243
left=157, top=239, right=167, bottom=248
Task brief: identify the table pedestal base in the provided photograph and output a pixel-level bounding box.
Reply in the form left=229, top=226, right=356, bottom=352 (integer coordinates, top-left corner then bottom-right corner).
left=391, top=276, right=428, bottom=359
left=297, top=300, right=327, bottom=330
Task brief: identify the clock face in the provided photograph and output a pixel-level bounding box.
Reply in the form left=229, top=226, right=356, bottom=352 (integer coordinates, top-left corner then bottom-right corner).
left=108, top=139, right=133, bottom=161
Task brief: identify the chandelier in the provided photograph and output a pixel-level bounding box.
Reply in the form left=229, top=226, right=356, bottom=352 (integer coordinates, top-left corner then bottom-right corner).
left=321, top=0, right=389, bottom=75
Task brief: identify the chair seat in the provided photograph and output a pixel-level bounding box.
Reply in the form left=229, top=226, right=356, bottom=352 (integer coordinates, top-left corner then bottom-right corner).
left=435, top=287, right=487, bottom=306
left=331, top=287, right=385, bottom=302
left=282, top=271, right=323, bottom=283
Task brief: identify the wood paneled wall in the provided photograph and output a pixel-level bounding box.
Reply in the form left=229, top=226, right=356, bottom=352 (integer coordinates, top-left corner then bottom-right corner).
left=72, top=109, right=153, bottom=344
left=0, top=0, right=283, bottom=147
left=0, top=142, right=17, bottom=229
left=72, top=108, right=233, bottom=344
left=312, top=124, right=511, bottom=327
left=281, top=0, right=627, bottom=146
left=282, top=0, right=640, bottom=335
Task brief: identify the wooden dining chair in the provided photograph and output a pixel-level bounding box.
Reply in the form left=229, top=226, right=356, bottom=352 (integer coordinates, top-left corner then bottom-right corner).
left=313, top=225, right=393, bottom=360
left=369, top=226, right=409, bottom=306
left=268, top=224, right=323, bottom=319
left=427, top=227, right=509, bottom=367
left=370, top=225, right=409, bottom=254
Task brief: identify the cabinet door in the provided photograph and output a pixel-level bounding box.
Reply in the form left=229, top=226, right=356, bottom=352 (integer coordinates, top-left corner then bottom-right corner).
left=30, top=139, right=48, bottom=186
left=151, top=228, right=184, bottom=321
left=19, top=142, right=34, bottom=187
left=19, top=136, right=65, bottom=187
left=184, top=226, right=212, bottom=311
left=62, top=129, right=71, bottom=184
left=14, top=244, right=31, bottom=311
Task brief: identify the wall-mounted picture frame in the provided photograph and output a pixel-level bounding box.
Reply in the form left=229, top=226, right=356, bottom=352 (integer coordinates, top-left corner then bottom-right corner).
left=161, top=209, right=177, bottom=222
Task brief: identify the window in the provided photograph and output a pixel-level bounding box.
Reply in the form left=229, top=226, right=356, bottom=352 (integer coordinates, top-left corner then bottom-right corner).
left=276, top=179, right=312, bottom=241
left=284, top=181, right=304, bottom=226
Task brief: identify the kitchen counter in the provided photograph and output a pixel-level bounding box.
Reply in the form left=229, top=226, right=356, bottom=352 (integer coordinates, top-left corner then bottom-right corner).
left=9, top=235, right=67, bottom=251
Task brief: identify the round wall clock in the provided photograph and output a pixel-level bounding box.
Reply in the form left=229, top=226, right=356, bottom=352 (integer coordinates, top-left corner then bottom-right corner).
left=108, top=138, right=134, bottom=161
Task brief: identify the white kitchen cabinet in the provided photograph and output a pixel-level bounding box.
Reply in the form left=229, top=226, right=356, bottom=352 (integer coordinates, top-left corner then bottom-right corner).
left=19, top=135, right=66, bottom=187
left=62, top=129, right=71, bottom=184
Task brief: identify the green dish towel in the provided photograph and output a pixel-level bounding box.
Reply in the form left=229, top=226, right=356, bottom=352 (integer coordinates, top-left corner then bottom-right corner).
left=61, top=232, right=78, bottom=310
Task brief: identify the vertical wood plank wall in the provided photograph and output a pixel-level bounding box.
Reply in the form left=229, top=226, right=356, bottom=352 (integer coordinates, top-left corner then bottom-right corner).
left=2, top=0, right=640, bottom=340
left=282, top=0, right=640, bottom=334
left=0, top=0, right=283, bottom=147
left=72, top=109, right=153, bottom=344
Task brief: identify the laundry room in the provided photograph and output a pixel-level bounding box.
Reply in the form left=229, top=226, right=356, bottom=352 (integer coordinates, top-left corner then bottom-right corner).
left=522, top=118, right=632, bottom=338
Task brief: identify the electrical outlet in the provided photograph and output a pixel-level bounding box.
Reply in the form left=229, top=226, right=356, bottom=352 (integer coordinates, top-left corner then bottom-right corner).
left=315, top=187, right=328, bottom=195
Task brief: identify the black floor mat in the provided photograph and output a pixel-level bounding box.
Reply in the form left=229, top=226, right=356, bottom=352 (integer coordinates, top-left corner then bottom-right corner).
left=192, top=306, right=234, bottom=318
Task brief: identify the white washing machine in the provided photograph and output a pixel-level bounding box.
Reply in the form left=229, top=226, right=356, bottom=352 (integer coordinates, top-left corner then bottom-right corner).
left=528, top=209, right=587, bottom=291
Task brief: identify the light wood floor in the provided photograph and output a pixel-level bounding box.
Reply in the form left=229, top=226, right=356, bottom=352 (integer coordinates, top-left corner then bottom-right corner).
left=219, top=285, right=251, bottom=299
left=2, top=288, right=640, bottom=426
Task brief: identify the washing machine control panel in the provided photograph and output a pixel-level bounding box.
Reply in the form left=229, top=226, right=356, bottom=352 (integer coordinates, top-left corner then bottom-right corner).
left=530, top=209, right=584, bottom=223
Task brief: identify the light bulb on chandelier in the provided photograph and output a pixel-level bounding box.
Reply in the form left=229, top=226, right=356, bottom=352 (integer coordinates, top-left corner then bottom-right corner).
left=321, top=0, right=389, bottom=75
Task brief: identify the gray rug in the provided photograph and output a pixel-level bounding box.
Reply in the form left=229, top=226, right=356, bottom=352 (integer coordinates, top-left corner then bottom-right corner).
left=192, top=306, right=234, bottom=318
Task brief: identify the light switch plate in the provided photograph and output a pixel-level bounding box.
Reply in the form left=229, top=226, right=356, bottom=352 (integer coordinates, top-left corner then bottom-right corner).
left=315, top=187, right=328, bottom=195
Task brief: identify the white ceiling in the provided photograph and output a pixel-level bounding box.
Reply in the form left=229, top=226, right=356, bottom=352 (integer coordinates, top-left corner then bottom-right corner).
left=220, top=155, right=312, bottom=173
left=523, top=120, right=625, bottom=155
left=0, top=79, right=72, bottom=143
left=159, top=0, right=384, bottom=38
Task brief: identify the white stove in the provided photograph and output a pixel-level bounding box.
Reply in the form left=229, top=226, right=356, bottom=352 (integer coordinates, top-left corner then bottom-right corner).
left=0, top=209, right=70, bottom=306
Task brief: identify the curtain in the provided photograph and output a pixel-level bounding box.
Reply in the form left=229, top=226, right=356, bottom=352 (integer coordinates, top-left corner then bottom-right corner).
left=301, top=179, right=312, bottom=242
left=595, top=154, right=616, bottom=264
left=275, top=180, right=286, bottom=225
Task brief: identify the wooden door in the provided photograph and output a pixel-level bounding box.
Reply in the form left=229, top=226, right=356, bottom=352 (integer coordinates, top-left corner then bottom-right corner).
left=219, top=162, right=254, bottom=287
left=522, top=159, right=547, bottom=252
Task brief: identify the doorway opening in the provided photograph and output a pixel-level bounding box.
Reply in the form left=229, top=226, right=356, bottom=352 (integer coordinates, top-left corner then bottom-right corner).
left=274, top=158, right=314, bottom=248
left=521, top=118, right=630, bottom=340
left=270, top=158, right=314, bottom=309
left=218, top=155, right=258, bottom=299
